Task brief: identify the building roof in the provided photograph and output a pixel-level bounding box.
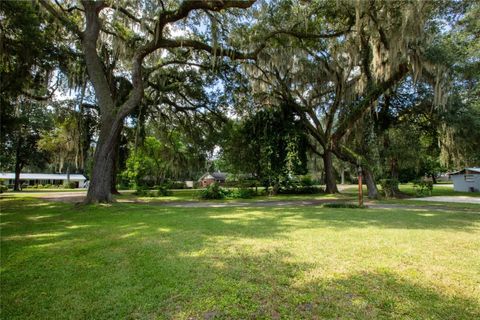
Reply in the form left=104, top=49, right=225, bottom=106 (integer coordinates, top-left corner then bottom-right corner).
left=450, top=168, right=480, bottom=175
left=199, top=172, right=227, bottom=181
left=0, top=173, right=87, bottom=181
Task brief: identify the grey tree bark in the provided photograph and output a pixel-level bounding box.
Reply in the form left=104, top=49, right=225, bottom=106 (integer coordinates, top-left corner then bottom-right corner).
left=323, top=150, right=339, bottom=193
left=363, top=167, right=379, bottom=199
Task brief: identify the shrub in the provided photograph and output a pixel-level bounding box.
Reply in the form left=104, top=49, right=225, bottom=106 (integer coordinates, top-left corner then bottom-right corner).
left=134, top=186, right=155, bottom=197
left=300, top=175, right=315, bottom=187
left=157, top=185, right=173, bottom=197
left=379, top=179, right=399, bottom=198
left=223, top=181, right=241, bottom=188
left=278, top=186, right=323, bottom=194
left=0, top=185, right=8, bottom=193
left=166, top=181, right=186, bottom=189
left=62, top=181, right=77, bottom=189
left=413, top=180, right=434, bottom=196
left=198, top=183, right=228, bottom=200
left=230, top=188, right=257, bottom=199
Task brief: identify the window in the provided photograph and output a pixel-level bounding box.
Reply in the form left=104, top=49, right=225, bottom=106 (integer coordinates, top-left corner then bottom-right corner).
left=465, top=174, right=474, bottom=182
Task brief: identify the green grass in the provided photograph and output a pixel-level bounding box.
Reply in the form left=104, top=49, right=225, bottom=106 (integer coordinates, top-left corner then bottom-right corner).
left=1, top=197, right=479, bottom=319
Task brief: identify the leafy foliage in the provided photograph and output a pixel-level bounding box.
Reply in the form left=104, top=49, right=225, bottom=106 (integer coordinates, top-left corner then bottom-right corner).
left=413, top=180, right=434, bottom=196
left=197, top=183, right=228, bottom=200
left=221, top=104, right=308, bottom=193
left=379, top=179, right=400, bottom=198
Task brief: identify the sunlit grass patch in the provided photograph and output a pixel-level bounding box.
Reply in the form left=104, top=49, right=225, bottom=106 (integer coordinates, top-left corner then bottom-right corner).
left=1, top=198, right=479, bottom=319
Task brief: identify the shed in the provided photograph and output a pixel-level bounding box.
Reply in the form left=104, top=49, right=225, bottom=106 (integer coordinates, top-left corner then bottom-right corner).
left=449, top=168, right=480, bottom=192
left=0, top=173, right=87, bottom=188
left=198, top=172, right=227, bottom=187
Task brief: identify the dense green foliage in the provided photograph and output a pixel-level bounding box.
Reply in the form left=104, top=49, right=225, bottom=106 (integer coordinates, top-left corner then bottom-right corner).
left=197, top=183, right=257, bottom=200
left=221, top=104, right=308, bottom=193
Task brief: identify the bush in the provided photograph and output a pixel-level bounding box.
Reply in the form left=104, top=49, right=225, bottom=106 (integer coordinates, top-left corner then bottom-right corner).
left=63, top=181, right=77, bottom=189
left=0, top=185, right=8, bottom=193
left=166, top=181, right=186, bottom=189
left=157, top=185, right=173, bottom=197
left=230, top=188, right=257, bottom=199
left=413, top=180, right=434, bottom=196
left=198, top=183, right=227, bottom=200
left=300, top=175, right=315, bottom=187
left=223, top=181, right=241, bottom=188
left=134, top=186, right=156, bottom=197
left=379, top=179, right=399, bottom=198
left=278, top=186, right=323, bottom=194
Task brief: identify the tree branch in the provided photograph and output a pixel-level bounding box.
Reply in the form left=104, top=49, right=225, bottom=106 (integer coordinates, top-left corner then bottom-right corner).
left=332, top=63, right=409, bottom=143
left=39, top=0, right=81, bottom=36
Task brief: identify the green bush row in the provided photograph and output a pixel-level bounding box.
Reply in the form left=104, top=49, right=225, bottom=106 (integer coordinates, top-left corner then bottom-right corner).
left=134, top=185, right=173, bottom=197
left=197, top=183, right=257, bottom=200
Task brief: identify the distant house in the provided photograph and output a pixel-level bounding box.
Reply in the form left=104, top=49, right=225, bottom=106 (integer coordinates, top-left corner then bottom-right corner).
left=198, top=172, right=227, bottom=187
left=0, top=173, right=87, bottom=188
left=450, top=168, right=480, bottom=192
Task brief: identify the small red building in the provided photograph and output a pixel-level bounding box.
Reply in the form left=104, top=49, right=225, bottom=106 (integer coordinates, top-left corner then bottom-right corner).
left=198, top=172, right=227, bottom=187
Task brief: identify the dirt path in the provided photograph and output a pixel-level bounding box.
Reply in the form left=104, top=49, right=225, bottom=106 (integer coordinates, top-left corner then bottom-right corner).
left=408, top=196, right=480, bottom=204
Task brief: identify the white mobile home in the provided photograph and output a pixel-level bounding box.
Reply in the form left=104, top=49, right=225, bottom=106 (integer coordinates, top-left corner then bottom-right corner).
left=0, top=173, right=87, bottom=188
left=450, top=168, right=480, bottom=192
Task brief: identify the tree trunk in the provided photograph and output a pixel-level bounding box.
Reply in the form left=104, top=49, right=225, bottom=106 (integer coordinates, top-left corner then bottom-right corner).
left=390, top=158, right=400, bottom=192
left=14, top=161, right=22, bottom=192
left=110, top=159, right=120, bottom=195
left=85, top=117, right=123, bottom=203
left=389, top=158, right=405, bottom=197
left=13, top=138, right=23, bottom=191
left=363, top=167, right=379, bottom=199
left=323, top=150, right=339, bottom=193
left=110, top=129, right=121, bottom=195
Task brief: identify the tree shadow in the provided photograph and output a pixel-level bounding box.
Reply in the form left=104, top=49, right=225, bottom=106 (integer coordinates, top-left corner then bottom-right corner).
left=1, top=199, right=479, bottom=319
left=265, top=206, right=480, bottom=231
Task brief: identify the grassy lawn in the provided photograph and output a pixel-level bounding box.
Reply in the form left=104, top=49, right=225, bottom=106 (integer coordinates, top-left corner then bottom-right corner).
left=1, top=197, right=479, bottom=319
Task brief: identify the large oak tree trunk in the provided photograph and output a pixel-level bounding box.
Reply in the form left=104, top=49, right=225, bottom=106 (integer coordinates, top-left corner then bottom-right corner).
left=110, top=128, right=122, bottom=195
left=85, top=117, right=123, bottom=203
left=323, top=150, right=339, bottom=193
left=363, top=167, right=379, bottom=199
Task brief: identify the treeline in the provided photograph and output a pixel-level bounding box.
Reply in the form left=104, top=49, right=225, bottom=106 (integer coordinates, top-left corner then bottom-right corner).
left=1, top=0, right=478, bottom=200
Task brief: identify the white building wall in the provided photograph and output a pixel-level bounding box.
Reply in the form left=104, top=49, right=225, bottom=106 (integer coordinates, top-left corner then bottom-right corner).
left=452, top=174, right=480, bottom=192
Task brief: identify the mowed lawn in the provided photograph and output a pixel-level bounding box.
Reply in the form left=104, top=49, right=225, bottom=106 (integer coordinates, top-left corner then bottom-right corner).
left=1, top=198, right=479, bottom=319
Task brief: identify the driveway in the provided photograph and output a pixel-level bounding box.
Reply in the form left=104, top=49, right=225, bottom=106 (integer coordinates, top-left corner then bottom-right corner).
left=408, top=196, right=480, bottom=204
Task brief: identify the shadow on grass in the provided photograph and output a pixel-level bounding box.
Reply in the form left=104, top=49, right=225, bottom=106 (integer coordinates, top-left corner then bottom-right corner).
left=1, top=198, right=479, bottom=252
left=1, top=198, right=479, bottom=319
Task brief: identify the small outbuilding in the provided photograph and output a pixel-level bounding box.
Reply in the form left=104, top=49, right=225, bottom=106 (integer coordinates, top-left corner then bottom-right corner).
left=450, top=168, right=480, bottom=192
left=198, top=172, right=227, bottom=187
left=0, top=173, right=87, bottom=188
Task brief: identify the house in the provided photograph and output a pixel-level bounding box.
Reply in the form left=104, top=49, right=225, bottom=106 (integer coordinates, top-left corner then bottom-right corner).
left=198, top=172, right=227, bottom=187
left=0, top=173, right=87, bottom=189
left=449, top=168, right=480, bottom=192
